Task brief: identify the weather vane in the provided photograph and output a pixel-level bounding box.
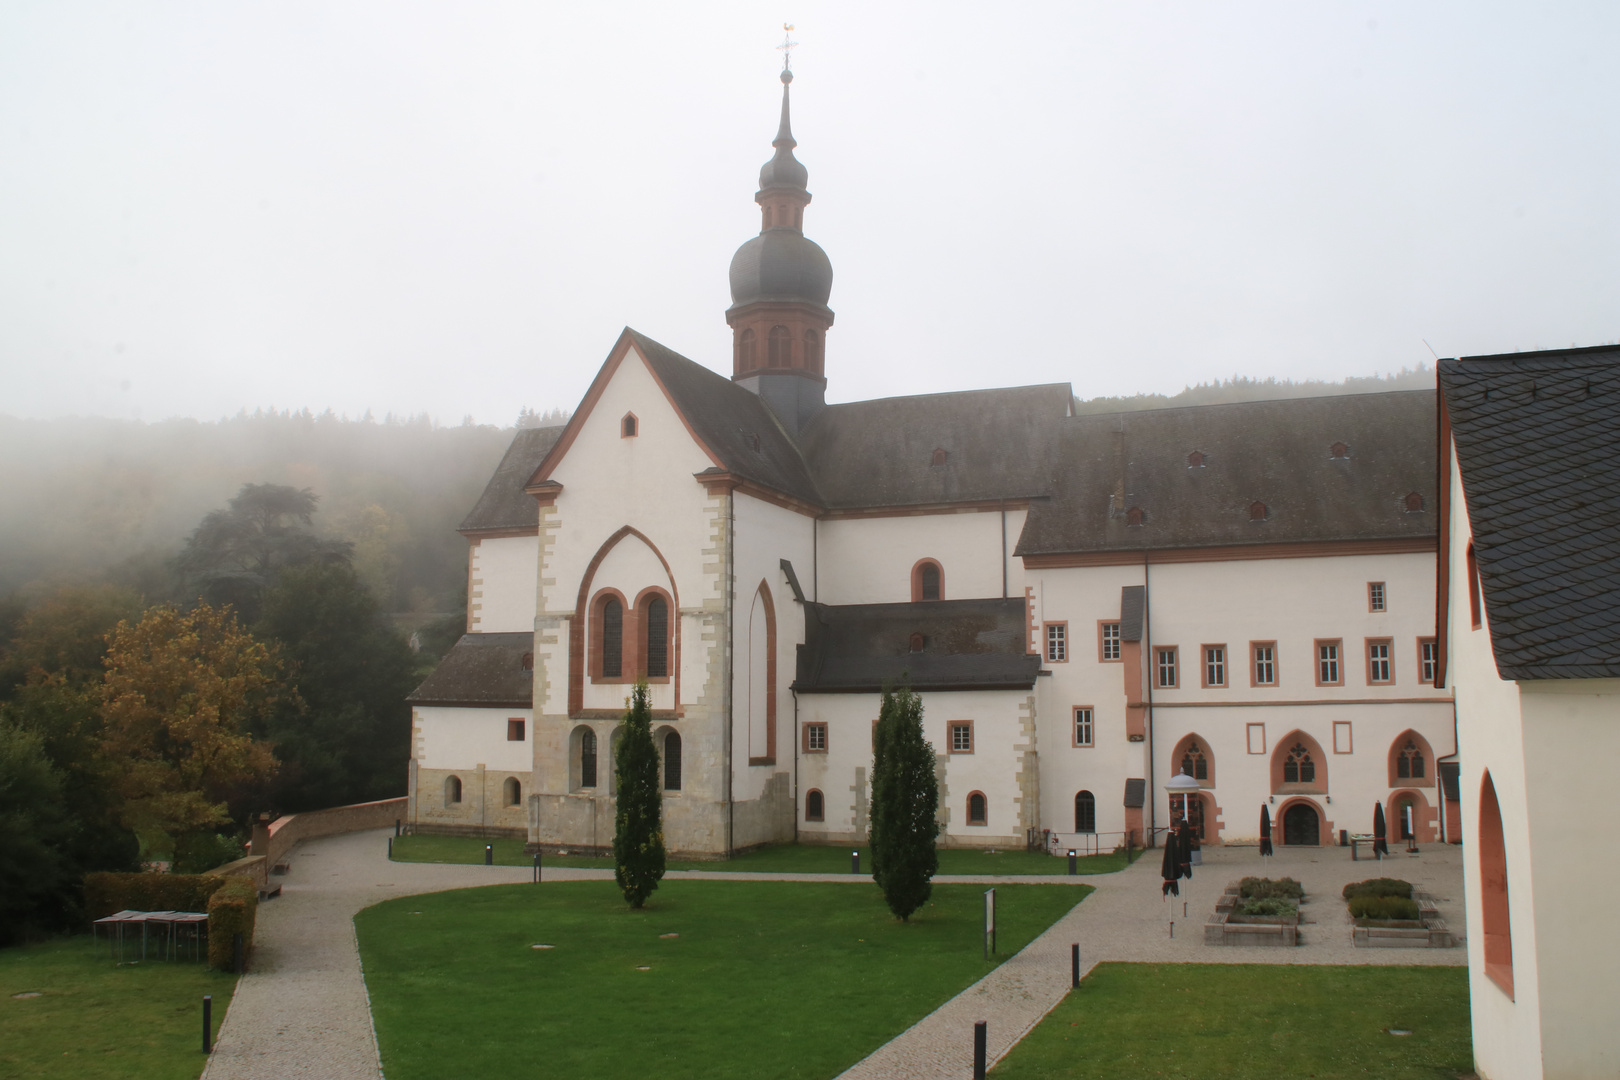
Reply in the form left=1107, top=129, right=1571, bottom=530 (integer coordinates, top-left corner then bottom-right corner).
left=777, top=23, right=797, bottom=72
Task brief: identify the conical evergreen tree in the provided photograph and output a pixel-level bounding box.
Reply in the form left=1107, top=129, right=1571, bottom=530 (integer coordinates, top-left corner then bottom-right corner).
left=869, top=685, right=939, bottom=920
left=612, top=680, right=666, bottom=908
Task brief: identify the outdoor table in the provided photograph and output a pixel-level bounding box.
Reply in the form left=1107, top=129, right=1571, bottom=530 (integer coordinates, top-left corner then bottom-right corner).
left=1349, top=833, right=1378, bottom=860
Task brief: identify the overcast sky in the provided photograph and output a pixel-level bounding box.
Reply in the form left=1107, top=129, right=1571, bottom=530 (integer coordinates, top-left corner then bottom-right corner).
left=1, top=2, right=1615, bottom=425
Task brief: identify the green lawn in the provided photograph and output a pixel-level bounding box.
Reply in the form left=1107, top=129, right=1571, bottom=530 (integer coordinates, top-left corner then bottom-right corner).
left=357, top=878, right=1089, bottom=1080
left=389, top=834, right=1142, bottom=875
left=0, top=935, right=237, bottom=1080
left=992, top=963, right=1472, bottom=1080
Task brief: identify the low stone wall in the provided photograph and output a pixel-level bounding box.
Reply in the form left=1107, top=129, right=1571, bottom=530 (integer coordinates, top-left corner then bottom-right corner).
left=207, top=854, right=269, bottom=893
left=246, top=797, right=409, bottom=875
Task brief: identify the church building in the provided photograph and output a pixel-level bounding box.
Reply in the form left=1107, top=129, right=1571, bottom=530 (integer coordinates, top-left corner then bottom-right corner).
left=405, top=69, right=1455, bottom=858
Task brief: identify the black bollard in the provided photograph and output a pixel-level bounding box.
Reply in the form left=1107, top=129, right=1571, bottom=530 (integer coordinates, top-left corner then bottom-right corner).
left=851, top=850, right=860, bottom=875
left=972, top=1021, right=987, bottom=1080
left=485, top=844, right=493, bottom=866
left=533, top=852, right=542, bottom=883
left=1067, top=849, right=1077, bottom=875
left=387, top=836, right=393, bottom=859
left=1071, top=943, right=1080, bottom=988
left=232, top=933, right=244, bottom=976
left=395, top=818, right=401, bottom=837
left=202, top=995, right=213, bottom=1053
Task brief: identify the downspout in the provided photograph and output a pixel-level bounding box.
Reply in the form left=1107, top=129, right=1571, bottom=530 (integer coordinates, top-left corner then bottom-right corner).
left=724, top=489, right=736, bottom=856
left=1000, top=504, right=1008, bottom=599
left=1143, top=551, right=1155, bottom=846
left=792, top=688, right=800, bottom=844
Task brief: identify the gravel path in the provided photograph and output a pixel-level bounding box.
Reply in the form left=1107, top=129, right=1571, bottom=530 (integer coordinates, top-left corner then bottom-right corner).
left=201, top=830, right=1463, bottom=1079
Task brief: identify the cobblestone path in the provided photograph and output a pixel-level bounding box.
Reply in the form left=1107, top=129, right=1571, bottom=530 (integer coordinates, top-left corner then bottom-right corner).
left=202, top=830, right=1463, bottom=1079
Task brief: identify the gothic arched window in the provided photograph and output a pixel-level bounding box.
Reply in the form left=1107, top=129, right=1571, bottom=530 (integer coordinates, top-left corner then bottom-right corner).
left=1397, top=739, right=1425, bottom=779
left=768, top=325, right=791, bottom=368
left=1180, top=741, right=1209, bottom=781
left=600, top=597, right=623, bottom=678
left=580, top=730, right=598, bottom=789
left=1283, top=742, right=1315, bottom=784
left=644, top=595, right=670, bottom=678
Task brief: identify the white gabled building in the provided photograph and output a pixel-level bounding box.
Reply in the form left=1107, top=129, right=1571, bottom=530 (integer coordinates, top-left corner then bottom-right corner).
left=1437, top=345, right=1620, bottom=1080
left=406, top=69, right=1456, bottom=861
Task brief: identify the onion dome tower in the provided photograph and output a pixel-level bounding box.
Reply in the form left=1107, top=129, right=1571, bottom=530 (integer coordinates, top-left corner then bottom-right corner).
left=727, top=67, right=834, bottom=433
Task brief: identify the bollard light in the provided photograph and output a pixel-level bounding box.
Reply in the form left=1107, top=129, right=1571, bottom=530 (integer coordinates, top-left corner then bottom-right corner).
left=387, top=836, right=393, bottom=859
left=1071, top=943, right=1080, bottom=988
left=851, top=850, right=860, bottom=875
left=485, top=844, right=493, bottom=867
left=202, top=995, right=213, bottom=1053
left=972, top=1020, right=988, bottom=1080
left=1067, top=849, right=1077, bottom=875
left=533, top=852, right=542, bottom=884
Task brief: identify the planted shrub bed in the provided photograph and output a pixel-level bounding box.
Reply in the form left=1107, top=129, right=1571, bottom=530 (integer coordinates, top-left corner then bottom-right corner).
left=1208, top=878, right=1303, bottom=946
left=1343, top=879, right=1454, bottom=948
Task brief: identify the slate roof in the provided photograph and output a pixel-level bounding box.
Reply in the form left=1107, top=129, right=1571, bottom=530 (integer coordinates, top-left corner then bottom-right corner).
left=627, top=330, right=824, bottom=506
left=1119, top=586, right=1145, bottom=642
left=1017, top=391, right=1438, bottom=557
left=1123, top=778, right=1146, bottom=809
left=406, top=633, right=534, bottom=706
left=459, top=426, right=563, bottom=533
left=796, top=384, right=1073, bottom=510
left=1439, top=345, right=1620, bottom=680
left=793, top=598, right=1040, bottom=693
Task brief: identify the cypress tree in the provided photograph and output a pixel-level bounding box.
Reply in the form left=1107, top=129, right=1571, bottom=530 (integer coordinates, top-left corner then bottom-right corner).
left=612, top=680, right=666, bottom=909
left=869, top=685, right=939, bottom=920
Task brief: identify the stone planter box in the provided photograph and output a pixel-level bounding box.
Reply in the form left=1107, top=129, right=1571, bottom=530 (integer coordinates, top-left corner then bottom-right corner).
left=1349, top=891, right=1455, bottom=948
left=1204, top=910, right=1299, bottom=947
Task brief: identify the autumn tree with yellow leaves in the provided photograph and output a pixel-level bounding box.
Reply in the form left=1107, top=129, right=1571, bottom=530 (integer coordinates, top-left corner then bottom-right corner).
left=98, top=603, right=282, bottom=857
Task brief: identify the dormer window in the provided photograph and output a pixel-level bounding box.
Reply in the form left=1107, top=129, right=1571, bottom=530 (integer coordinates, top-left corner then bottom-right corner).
left=1404, top=492, right=1425, bottom=513
left=622, top=413, right=638, bottom=438
left=1249, top=501, right=1268, bottom=521
left=909, top=633, right=925, bottom=653
left=1187, top=451, right=1205, bottom=468
left=1330, top=442, right=1349, bottom=459
left=931, top=448, right=948, bottom=466
left=1126, top=506, right=1145, bottom=527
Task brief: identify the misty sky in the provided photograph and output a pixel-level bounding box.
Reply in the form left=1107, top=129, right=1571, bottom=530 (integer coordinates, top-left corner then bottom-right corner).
left=1, top=2, right=1615, bottom=425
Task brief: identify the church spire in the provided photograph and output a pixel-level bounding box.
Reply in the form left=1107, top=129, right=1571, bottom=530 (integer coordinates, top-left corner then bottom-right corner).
left=725, top=58, right=835, bottom=433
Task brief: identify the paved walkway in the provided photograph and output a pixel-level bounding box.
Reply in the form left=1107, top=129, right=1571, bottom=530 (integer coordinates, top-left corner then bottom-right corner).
left=202, top=831, right=1464, bottom=1079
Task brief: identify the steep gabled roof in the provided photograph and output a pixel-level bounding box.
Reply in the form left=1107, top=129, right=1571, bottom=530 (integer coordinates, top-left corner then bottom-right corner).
left=1017, top=391, right=1438, bottom=557
left=1440, top=345, right=1620, bottom=680
left=528, top=328, right=823, bottom=507
left=459, top=426, right=564, bottom=533
left=793, top=597, right=1040, bottom=693
left=406, top=633, right=533, bottom=706
left=797, top=384, right=1073, bottom=509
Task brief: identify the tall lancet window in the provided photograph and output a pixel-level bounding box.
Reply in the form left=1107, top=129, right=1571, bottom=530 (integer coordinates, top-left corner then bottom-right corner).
left=738, top=328, right=756, bottom=371
left=803, top=328, right=822, bottom=373
left=768, top=325, right=791, bottom=368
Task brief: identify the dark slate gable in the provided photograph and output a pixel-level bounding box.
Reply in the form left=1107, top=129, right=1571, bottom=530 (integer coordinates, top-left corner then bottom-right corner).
left=626, top=330, right=824, bottom=506
left=407, top=633, right=534, bottom=706
left=1017, top=391, right=1438, bottom=556
left=460, top=426, right=564, bottom=533
left=1439, top=345, right=1620, bottom=680
left=796, top=384, right=1073, bottom=509
left=793, top=598, right=1040, bottom=693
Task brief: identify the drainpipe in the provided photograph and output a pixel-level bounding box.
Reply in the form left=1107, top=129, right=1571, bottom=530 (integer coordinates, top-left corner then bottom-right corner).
left=1143, top=551, right=1155, bottom=846
left=792, top=688, right=800, bottom=844
left=724, top=489, right=736, bottom=857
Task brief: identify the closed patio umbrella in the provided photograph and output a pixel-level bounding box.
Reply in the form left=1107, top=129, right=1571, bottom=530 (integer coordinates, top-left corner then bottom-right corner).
left=1373, top=802, right=1389, bottom=858
left=1259, top=804, right=1274, bottom=857
left=1160, top=827, right=1182, bottom=897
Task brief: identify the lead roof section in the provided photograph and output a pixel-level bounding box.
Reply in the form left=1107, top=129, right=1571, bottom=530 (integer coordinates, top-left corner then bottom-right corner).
left=796, top=383, right=1074, bottom=509
left=459, top=426, right=564, bottom=533
left=627, top=330, right=825, bottom=506
left=1439, top=346, right=1620, bottom=680
left=1016, top=390, right=1439, bottom=556
left=1119, top=586, right=1145, bottom=642
left=406, top=632, right=534, bottom=706
left=793, top=597, right=1040, bottom=693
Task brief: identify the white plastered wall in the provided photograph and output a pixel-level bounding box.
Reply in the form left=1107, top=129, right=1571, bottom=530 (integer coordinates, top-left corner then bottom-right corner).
left=414, top=705, right=534, bottom=775
left=815, top=509, right=1022, bottom=605
left=469, top=534, right=539, bottom=633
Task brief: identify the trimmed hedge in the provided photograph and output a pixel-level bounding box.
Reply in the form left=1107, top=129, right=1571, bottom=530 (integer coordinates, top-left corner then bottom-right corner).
left=1236, top=897, right=1298, bottom=918
left=1342, top=877, right=1413, bottom=901
left=83, top=872, right=224, bottom=921
left=1238, top=876, right=1304, bottom=900
left=206, top=875, right=259, bottom=971
left=1348, top=894, right=1420, bottom=920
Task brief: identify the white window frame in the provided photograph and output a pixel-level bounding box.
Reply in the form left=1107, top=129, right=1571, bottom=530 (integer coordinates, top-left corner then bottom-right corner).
left=1100, top=622, right=1121, bottom=661
left=1157, top=647, right=1179, bottom=688
left=1073, top=707, right=1094, bottom=747
left=1045, top=622, right=1068, bottom=663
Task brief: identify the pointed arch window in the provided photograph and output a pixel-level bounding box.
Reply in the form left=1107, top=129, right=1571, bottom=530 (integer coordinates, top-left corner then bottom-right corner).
left=1180, top=740, right=1209, bottom=781
left=644, top=594, right=670, bottom=678
left=600, top=597, right=623, bottom=678
left=579, top=729, right=598, bottom=789
left=1396, top=739, right=1425, bottom=779
left=768, top=325, right=791, bottom=368
left=1282, top=742, right=1315, bottom=784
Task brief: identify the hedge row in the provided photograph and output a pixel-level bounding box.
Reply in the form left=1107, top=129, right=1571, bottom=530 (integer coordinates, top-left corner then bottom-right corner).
left=1238, top=876, right=1304, bottom=900
left=1342, top=877, right=1413, bottom=900
left=83, top=872, right=225, bottom=920
left=1348, top=894, right=1420, bottom=921
left=206, top=876, right=259, bottom=971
